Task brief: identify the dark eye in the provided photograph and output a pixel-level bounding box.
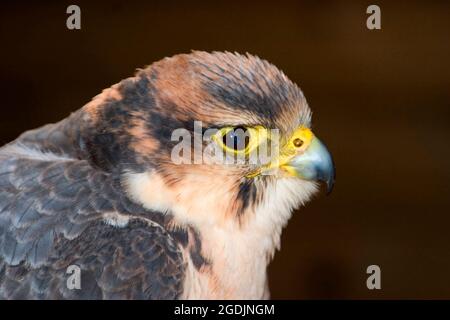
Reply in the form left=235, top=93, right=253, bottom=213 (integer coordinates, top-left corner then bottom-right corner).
left=223, top=127, right=250, bottom=151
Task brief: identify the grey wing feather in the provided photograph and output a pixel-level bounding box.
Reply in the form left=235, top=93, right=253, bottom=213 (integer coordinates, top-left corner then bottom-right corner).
left=0, top=121, right=185, bottom=299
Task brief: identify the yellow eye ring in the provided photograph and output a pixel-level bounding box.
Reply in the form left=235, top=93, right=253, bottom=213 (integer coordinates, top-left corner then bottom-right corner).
left=213, top=126, right=265, bottom=155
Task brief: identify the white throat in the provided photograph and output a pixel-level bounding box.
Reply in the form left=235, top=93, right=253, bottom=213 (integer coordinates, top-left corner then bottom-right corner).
left=125, top=171, right=317, bottom=299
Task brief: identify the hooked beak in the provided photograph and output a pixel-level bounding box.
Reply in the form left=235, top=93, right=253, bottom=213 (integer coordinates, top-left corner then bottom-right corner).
left=285, top=135, right=335, bottom=194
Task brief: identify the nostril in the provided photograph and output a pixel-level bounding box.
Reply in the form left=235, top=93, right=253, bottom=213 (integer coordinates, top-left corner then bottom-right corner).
left=293, top=138, right=304, bottom=148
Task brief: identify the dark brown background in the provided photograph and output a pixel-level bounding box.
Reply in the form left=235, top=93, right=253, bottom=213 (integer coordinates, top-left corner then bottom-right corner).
left=0, top=0, right=449, bottom=299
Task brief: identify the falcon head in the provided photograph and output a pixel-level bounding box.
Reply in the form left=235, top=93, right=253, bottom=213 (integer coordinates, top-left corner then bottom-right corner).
left=82, top=51, right=334, bottom=229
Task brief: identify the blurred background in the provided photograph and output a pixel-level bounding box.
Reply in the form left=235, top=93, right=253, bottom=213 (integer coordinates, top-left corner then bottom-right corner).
left=0, top=0, right=449, bottom=299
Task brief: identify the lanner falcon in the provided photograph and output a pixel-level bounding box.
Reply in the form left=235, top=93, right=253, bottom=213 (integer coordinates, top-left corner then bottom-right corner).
left=0, top=51, right=334, bottom=299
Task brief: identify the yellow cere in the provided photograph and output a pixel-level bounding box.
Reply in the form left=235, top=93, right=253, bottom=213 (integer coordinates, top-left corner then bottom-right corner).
left=289, top=127, right=314, bottom=152
left=248, top=126, right=315, bottom=178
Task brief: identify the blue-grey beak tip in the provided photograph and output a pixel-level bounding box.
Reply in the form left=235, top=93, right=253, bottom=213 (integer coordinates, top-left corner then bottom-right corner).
left=325, top=164, right=335, bottom=195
